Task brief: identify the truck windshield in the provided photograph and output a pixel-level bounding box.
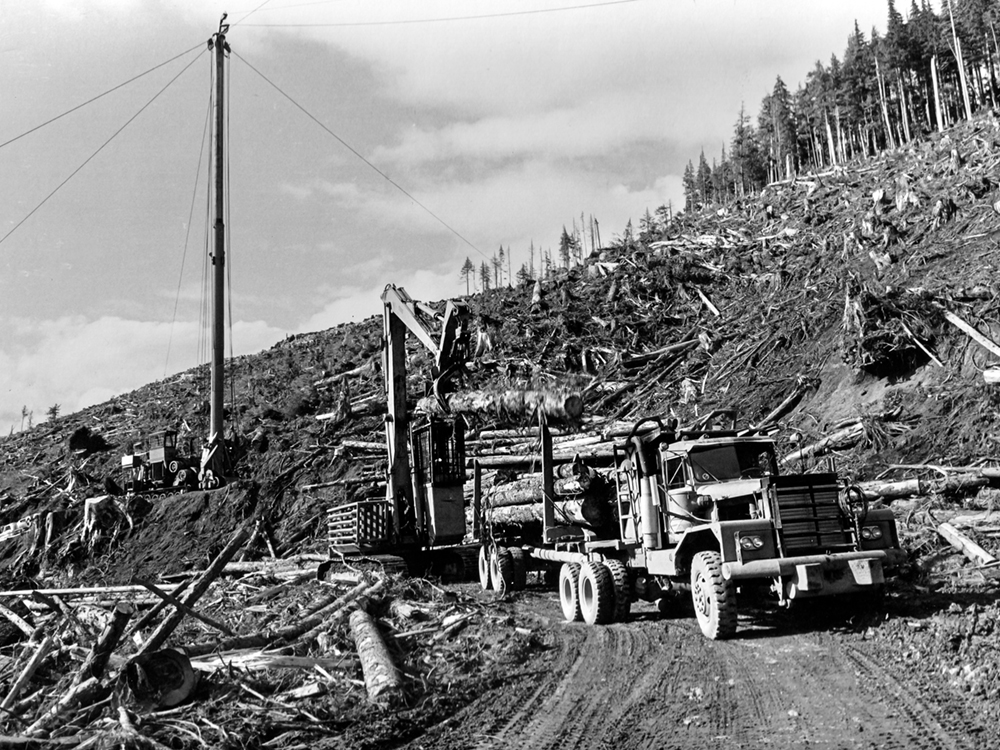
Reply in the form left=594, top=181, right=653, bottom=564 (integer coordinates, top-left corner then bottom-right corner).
left=688, top=444, right=776, bottom=483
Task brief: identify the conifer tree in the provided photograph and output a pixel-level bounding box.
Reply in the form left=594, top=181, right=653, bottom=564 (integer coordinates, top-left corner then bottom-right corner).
left=460, top=257, right=475, bottom=294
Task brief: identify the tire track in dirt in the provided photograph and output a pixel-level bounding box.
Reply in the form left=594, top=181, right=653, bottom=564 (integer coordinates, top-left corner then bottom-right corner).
left=841, top=641, right=992, bottom=750
left=404, top=594, right=997, bottom=750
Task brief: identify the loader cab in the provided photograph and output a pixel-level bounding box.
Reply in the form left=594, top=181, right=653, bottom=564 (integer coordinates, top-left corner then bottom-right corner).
left=410, top=417, right=466, bottom=546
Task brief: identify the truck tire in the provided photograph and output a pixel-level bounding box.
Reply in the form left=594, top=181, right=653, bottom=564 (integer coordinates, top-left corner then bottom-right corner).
left=690, top=550, right=737, bottom=639
left=490, top=547, right=516, bottom=594
left=478, top=545, right=492, bottom=591
left=603, top=558, right=632, bottom=622
left=578, top=561, right=616, bottom=625
left=509, top=547, right=528, bottom=591
left=558, top=562, right=583, bottom=622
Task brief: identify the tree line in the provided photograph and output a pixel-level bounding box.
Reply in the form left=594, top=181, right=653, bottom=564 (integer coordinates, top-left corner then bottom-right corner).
left=459, top=213, right=604, bottom=293
left=683, top=0, right=999, bottom=208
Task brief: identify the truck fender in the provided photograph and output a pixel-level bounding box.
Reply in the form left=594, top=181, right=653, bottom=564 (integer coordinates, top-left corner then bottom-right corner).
left=671, top=526, right=722, bottom=577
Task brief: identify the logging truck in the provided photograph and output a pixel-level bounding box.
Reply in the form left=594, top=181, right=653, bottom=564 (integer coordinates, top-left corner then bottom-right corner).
left=477, top=413, right=905, bottom=639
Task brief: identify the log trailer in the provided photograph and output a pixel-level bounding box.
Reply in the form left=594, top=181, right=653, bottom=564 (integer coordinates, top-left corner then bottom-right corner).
left=477, top=413, right=905, bottom=639
left=325, top=285, right=481, bottom=576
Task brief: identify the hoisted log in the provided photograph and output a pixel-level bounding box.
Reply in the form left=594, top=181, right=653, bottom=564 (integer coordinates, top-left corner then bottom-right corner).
left=349, top=608, right=401, bottom=703
left=417, top=389, right=583, bottom=423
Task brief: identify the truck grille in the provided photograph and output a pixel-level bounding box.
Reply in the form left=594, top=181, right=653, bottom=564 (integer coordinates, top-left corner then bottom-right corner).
left=773, top=475, right=853, bottom=554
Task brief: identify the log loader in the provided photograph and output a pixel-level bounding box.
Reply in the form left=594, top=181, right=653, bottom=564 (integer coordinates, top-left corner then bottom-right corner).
left=325, top=285, right=480, bottom=576
left=479, top=411, right=905, bottom=639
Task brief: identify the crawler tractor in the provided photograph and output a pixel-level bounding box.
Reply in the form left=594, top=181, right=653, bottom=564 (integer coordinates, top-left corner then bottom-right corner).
left=480, top=413, right=905, bottom=639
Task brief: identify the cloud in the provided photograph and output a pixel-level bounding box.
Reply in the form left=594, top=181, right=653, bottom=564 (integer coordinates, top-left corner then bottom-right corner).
left=371, top=94, right=675, bottom=166
left=0, top=315, right=284, bottom=433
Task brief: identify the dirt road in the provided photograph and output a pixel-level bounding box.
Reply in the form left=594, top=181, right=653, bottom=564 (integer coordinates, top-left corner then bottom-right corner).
left=405, top=589, right=997, bottom=750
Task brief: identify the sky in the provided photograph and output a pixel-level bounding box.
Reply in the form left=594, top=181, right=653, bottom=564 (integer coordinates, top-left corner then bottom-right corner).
left=0, top=0, right=889, bottom=433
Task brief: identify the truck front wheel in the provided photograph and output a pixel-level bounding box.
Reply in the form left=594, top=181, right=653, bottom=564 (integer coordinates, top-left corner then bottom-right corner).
left=690, top=551, right=737, bottom=639
left=558, top=562, right=583, bottom=622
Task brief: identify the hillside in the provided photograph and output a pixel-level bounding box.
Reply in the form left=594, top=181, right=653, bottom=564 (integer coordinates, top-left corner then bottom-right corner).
left=5, top=114, right=1000, bottom=746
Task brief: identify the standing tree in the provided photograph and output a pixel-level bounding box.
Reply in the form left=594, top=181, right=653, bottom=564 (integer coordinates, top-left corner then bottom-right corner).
left=460, top=257, right=475, bottom=294
left=682, top=160, right=697, bottom=210
left=558, top=226, right=574, bottom=268
left=46, top=404, right=61, bottom=421
left=492, top=247, right=503, bottom=287
left=479, top=260, right=492, bottom=290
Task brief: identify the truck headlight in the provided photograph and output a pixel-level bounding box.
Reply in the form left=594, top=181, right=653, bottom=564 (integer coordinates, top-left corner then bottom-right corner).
left=739, top=535, right=765, bottom=550
left=860, top=525, right=883, bottom=540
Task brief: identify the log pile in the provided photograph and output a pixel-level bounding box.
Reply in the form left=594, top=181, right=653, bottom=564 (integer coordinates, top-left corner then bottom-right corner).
left=0, top=537, right=535, bottom=748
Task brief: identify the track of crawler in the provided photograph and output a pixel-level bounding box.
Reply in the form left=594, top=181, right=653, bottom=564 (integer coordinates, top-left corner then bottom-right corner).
left=405, top=592, right=997, bottom=750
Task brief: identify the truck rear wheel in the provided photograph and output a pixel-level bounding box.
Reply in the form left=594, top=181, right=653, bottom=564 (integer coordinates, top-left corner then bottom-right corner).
left=690, top=550, right=737, bottom=639
left=603, top=559, right=631, bottom=622
left=558, top=562, right=583, bottom=622
left=578, top=561, right=615, bottom=625
left=490, top=547, right=516, bottom=594
left=478, top=545, right=492, bottom=591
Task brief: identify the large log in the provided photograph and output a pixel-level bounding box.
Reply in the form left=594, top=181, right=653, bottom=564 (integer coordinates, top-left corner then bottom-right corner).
left=418, top=389, right=583, bottom=423
left=349, top=608, right=401, bottom=703
left=856, top=474, right=988, bottom=500
left=783, top=421, right=864, bottom=464
left=938, top=522, right=997, bottom=566
left=486, top=475, right=545, bottom=507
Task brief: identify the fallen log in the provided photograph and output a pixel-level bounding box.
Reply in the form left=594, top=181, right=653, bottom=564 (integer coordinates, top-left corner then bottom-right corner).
left=349, top=608, right=401, bottom=703
left=783, top=421, right=864, bottom=464
left=314, top=360, right=376, bottom=388
left=190, top=651, right=356, bottom=674
left=752, top=380, right=809, bottom=430
left=138, top=524, right=250, bottom=655
left=71, top=601, right=133, bottom=688
left=943, top=309, right=1000, bottom=358
left=136, top=580, right=234, bottom=637
left=184, top=578, right=386, bottom=656
left=938, top=522, right=998, bottom=566
left=856, top=475, right=988, bottom=500
left=24, top=677, right=99, bottom=737
left=0, top=636, right=53, bottom=713
left=621, top=339, right=699, bottom=369
left=418, top=389, right=583, bottom=423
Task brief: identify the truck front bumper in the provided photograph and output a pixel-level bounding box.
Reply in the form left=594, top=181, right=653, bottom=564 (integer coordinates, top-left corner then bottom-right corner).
left=722, top=549, right=906, bottom=597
